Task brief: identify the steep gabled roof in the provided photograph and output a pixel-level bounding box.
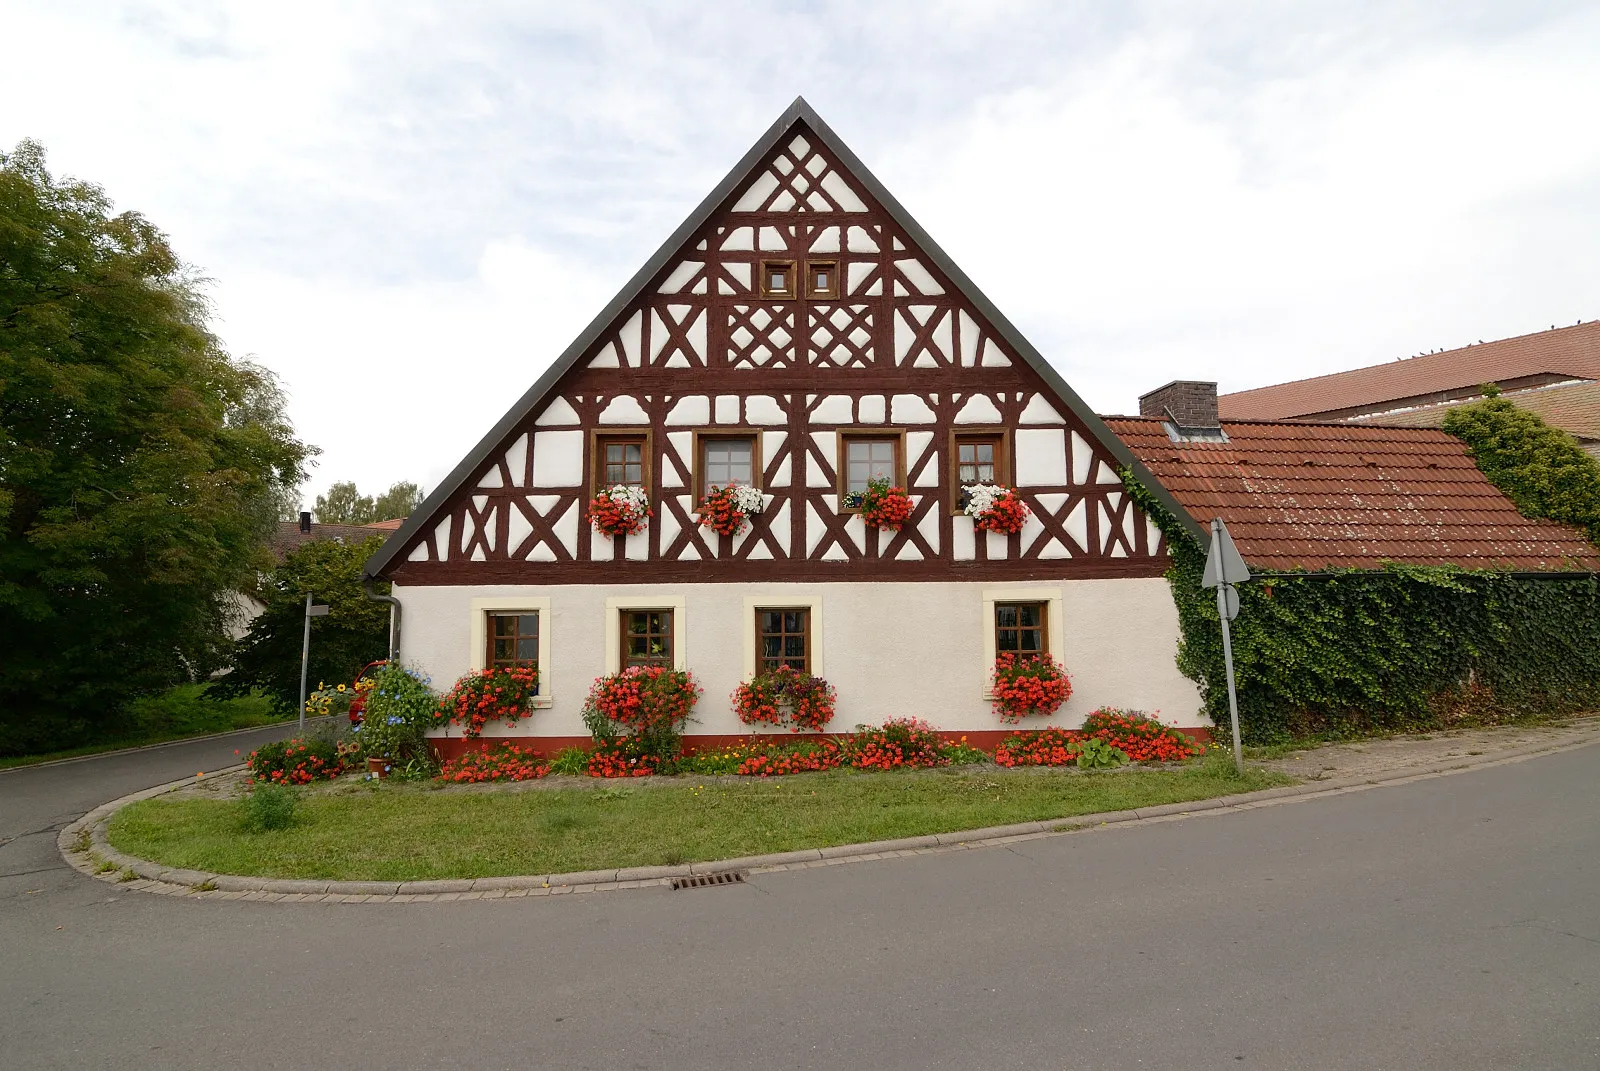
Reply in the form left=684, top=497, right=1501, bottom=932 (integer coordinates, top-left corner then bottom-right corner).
left=1219, top=321, right=1600, bottom=421
left=1107, top=416, right=1600, bottom=572
left=365, top=98, right=1198, bottom=577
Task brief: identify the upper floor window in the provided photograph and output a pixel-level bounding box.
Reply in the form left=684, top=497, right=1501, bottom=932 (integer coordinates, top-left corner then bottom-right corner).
left=807, top=261, right=839, bottom=299
left=594, top=433, right=648, bottom=490
left=953, top=432, right=1008, bottom=509
left=701, top=436, right=755, bottom=490
left=840, top=435, right=901, bottom=495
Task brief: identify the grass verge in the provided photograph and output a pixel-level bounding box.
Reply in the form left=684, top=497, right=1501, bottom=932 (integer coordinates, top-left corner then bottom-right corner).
left=107, top=754, right=1291, bottom=882
left=0, top=685, right=286, bottom=770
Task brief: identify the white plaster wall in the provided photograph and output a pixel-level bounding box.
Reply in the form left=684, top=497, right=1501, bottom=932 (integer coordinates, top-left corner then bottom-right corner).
left=394, top=578, right=1205, bottom=740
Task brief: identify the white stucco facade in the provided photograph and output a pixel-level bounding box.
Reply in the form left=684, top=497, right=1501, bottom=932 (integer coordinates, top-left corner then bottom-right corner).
left=395, top=578, right=1205, bottom=740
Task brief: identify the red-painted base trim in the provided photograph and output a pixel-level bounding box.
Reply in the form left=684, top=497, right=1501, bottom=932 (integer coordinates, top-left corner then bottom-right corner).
left=428, top=726, right=1212, bottom=762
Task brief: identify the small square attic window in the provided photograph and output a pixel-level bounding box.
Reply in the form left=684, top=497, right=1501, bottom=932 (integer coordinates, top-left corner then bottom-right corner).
left=807, top=261, right=838, bottom=298
left=761, top=260, right=796, bottom=298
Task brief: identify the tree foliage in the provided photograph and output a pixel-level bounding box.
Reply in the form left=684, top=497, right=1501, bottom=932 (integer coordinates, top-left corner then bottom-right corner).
left=314, top=479, right=423, bottom=525
left=1123, top=471, right=1600, bottom=744
left=1442, top=395, right=1600, bottom=546
left=0, top=140, right=313, bottom=754
left=215, top=535, right=390, bottom=714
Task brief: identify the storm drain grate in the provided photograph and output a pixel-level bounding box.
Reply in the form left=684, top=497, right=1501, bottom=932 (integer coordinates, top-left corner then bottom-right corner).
left=670, top=870, right=746, bottom=891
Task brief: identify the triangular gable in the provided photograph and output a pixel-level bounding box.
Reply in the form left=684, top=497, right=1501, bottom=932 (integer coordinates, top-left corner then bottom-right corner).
left=366, top=98, right=1200, bottom=577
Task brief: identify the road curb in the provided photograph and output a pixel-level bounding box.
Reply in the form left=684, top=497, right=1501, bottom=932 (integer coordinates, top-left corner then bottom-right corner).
left=57, top=727, right=1600, bottom=906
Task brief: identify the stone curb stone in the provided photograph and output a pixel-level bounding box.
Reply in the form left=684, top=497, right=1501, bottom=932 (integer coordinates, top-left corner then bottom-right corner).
left=695, top=848, right=822, bottom=873
left=396, top=879, right=475, bottom=895
left=61, top=727, right=1600, bottom=905
left=470, top=875, right=547, bottom=891
left=614, top=864, right=693, bottom=882
left=546, top=869, right=618, bottom=887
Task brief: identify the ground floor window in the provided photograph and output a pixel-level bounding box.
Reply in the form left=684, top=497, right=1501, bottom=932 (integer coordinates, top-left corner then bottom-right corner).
left=995, top=601, right=1047, bottom=658
left=621, top=609, right=674, bottom=668
left=757, top=608, right=810, bottom=673
left=486, top=612, right=541, bottom=691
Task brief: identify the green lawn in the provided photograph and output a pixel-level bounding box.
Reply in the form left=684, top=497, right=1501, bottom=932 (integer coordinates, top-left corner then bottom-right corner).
left=0, top=685, right=287, bottom=770
left=107, top=756, right=1291, bottom=881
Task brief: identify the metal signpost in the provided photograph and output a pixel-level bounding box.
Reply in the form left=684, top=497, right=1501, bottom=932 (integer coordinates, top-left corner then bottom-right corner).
left=296, top=592, right=329, bottom=736
left=1200, top=518, right=1251, bottom=774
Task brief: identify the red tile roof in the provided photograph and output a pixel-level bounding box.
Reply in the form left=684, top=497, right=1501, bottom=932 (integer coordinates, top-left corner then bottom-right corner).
left=267, top=521, right=390, bottom=563
left=1219, top=321, right=1600, bottom=421
left=1106, top=416, right=1600, bottom=572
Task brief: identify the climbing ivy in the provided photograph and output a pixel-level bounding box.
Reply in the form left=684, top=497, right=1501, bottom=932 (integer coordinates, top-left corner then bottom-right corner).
left=1441, top=393, right=1600, bottom=547
left=1123, top=469, right=1600, bottom=743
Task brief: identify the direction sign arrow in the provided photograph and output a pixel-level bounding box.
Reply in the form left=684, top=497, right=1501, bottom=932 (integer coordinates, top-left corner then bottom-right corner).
left=1201, top=518, right=1251, bottom=589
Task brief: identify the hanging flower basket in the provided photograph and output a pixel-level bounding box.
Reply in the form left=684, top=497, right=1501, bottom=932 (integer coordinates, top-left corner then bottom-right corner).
left=843, top=476, right=914, bottom=531
left=989, top=652, right=1073, bottom=723
left=697, top=483, right=765, bottom=537
left=732, top=665, right=838, bottom=732
left=962, top=483, right=1031, bottom=535
left=588, top=484, right=651, bottom=537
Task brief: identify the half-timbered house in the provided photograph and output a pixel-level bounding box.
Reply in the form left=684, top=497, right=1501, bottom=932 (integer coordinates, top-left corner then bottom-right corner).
left=363, top=99, right=1206, bottom=753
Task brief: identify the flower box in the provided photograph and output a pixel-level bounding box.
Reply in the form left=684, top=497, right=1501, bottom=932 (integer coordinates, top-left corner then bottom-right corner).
left=588, top=484, right=651, bottom=537
left=961, top=483, right=1031, bottom=535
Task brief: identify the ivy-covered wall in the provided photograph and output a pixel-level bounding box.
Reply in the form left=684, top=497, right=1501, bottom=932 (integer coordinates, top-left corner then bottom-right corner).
left=1124, top=472, right=1600, bottom=743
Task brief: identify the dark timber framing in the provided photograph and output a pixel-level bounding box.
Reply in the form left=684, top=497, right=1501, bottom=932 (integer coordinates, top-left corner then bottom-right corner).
left=364, top=98, right=1202, bottom=581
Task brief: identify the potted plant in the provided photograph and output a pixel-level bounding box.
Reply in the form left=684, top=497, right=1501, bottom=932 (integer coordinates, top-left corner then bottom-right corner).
left=961, top=483, right=1031, bottom=535
left=732, top=665, right=837, bottom=732
left=842, top=476, right=914, bottom=531
left=696, top=483, right=765, bottom=537
left=355, top=663, right=439, bottom=770
left=588, top=484, right=651, bottom=537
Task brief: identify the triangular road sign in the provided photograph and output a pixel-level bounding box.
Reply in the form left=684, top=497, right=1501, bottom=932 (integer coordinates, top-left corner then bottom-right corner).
left=1201, top=518, right=1251, bottom=589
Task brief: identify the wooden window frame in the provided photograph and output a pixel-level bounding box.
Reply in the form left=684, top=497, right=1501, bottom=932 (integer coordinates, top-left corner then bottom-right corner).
left=485, top=611, right=542, bottom=681
left=604, top=595, right=687, bottom=673
left=836, top=428, right=907, bottom=510
left=742, top=594, right=824, bottom=678
left=754, top=606, right=812, bottom=675
left=759, top=259, right=797, bottom=299
left=692, top=429, right=764, bottom=503
left=806, top=260, right=840, bottom=299
left=949, top=429, right=1012, bottom=514
left=994, top=601, right=1049, bottom=659
left=468, top=597, right=553, bottom=707
left=589, top=428, right=652, bottom=501
left=619, top=608, right=675, bottom=670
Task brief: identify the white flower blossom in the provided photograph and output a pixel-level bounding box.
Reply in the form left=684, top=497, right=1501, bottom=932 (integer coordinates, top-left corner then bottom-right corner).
left=961, top=482, right=1007, bottom=518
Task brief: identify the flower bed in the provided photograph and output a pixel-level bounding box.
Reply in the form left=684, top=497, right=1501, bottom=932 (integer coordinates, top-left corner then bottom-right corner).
left=246, top=736, right=353, bottom=786
left=994, top=709, right=1203, bottom=767
left=437, top=742, right=550, bottom=784
left=849, top=717, right=949, bottom=770
left=989, top=653, right=1073, bottom=722
left=735, top=738, right=848, bottom=776
left=587, top=737, right=661, bottom=778
left=697, top=483, right=765, bottom=537
left=731, top=665, right=837, bottom=732
left=588, top=484, right=651, bottom=537
left=438, top=666, right=539, bottom=738
left=962, top=483, right=1031, bottom=535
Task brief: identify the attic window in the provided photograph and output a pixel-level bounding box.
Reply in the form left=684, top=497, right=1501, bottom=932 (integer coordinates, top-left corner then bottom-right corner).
left=807, top=261, right=839, bottom=299
left=760, top=260, right=796, bottom=298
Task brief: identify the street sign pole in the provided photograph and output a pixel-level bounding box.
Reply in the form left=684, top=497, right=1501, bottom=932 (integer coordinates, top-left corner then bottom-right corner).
left=297, top=595, right=332, bottom=733
left=1217, top=575, right=1244, bottom=776
left=1202, top=517, right=1251, bottom=776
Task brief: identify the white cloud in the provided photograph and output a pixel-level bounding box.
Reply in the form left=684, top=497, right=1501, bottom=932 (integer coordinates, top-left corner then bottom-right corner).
left=3, top=0, right=1598, bottom=501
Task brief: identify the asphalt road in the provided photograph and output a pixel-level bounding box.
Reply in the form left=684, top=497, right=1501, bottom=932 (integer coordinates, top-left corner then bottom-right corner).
left=1, top=735, right=1595, bottom=1071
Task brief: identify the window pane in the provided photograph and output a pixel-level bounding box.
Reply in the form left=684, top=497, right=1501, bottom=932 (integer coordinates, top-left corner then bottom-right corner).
left=996, top=605, right=1017, bottom=628
left=493, top=615, right=516, bottom=637
left=760, top=611, right=782, bottom=633
left=1018, top=605, right=1041, bottom=628
left=516, top=638, right=537, bottom=661
left=494, top=638, right=515, bottom=662
left=998, top=629, right=1017, bottom=652
left=784, top=636, right=805, bottom=658
left=783, top=610, right=805, bottom=633
left=761, top=636, right=781, bottom=658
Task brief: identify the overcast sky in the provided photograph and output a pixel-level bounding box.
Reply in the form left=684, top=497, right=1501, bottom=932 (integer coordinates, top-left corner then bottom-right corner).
left=5, top=1, right=1598, bottom=509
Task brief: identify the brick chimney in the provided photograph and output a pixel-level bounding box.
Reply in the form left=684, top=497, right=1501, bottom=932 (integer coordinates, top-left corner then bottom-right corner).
left=1139, top=380, right=1219, bottom=429
left=299, top=510, right=312, bottom=533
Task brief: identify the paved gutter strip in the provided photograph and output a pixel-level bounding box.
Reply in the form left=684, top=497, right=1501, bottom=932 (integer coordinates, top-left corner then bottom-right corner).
left=57, top=727, right=1600, bottom=906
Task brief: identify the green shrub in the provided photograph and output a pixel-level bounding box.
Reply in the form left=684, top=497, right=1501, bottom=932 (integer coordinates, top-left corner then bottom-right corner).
left=246, top=734, right=351, bottom=785
left=357, top=664, right=438, bottom=762
left=239, top=784, right=299, bottom=832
